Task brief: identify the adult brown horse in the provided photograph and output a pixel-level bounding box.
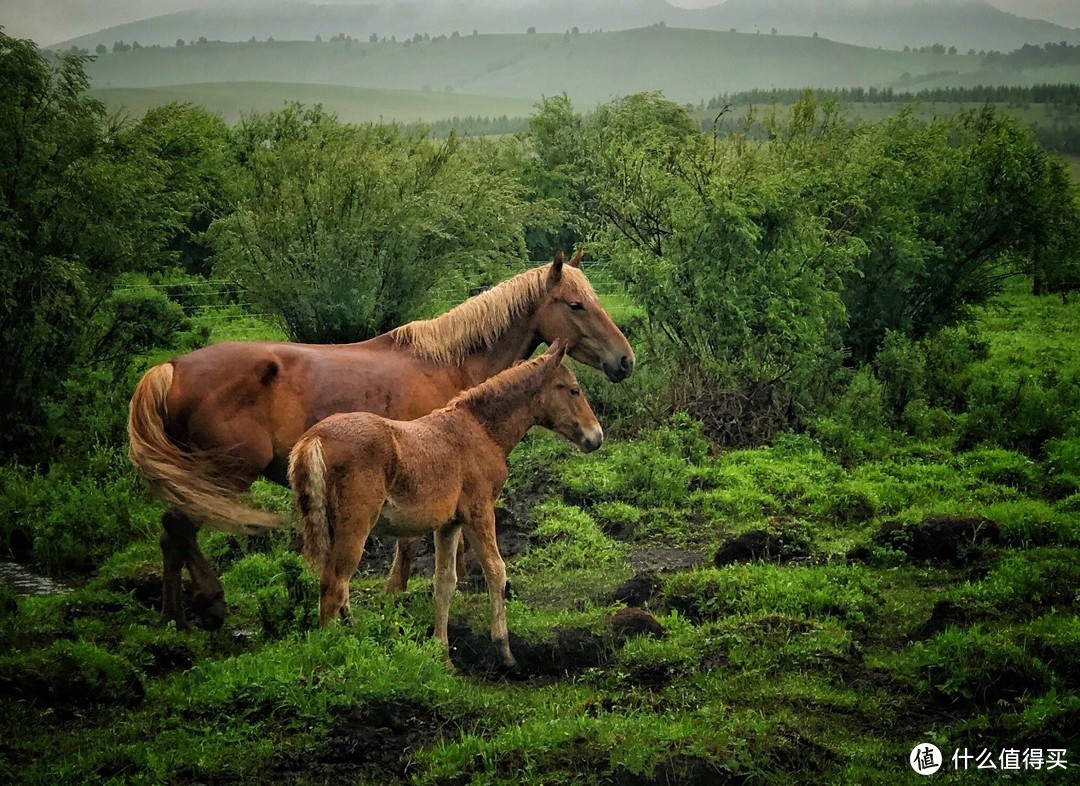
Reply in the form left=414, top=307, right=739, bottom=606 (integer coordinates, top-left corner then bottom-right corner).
left=128, top=252, right=634, bottom=629
left=290, top=341, right=601, bottom=669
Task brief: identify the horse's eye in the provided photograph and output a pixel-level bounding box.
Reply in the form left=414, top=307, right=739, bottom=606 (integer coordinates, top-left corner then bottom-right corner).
left=568, top=301, right=585, bottom=311
left=570, top=387, right=581, bottom=397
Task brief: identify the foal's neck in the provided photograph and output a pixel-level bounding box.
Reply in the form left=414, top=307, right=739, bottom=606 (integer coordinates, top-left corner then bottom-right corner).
left=458, top=371, right=544, bottom=457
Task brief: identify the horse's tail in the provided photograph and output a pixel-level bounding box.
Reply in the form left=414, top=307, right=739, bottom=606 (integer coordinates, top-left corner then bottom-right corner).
left=289, top=435, right=331, bottom=575
left=127, top=362, right=282, bottom=534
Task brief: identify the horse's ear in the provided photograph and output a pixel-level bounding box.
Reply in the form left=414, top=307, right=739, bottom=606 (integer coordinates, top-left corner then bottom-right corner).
left=567, top=249, right=583, bottom=268
left=548, top=251, right=564, bottom=283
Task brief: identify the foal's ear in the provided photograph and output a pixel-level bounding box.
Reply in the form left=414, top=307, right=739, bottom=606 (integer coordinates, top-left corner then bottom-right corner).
left=567, top=249, right=583, bottom=268
left=544, top=338, right=568, bottom=364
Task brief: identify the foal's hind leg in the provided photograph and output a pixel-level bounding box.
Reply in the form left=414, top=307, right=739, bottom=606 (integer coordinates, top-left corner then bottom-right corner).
left=320, top=471, right=384, bottom=626
left=432, top=524, right=462, bottom=670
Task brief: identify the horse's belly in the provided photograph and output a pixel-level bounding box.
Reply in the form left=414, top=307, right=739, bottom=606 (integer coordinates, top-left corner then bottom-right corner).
left=377, top=495, right=456, bottom=537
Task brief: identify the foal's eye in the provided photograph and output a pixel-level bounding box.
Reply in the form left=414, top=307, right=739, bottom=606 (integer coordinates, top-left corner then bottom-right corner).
left=570, top=387, right=581, bottom=397
left=568, top=301, right=585, bottom=312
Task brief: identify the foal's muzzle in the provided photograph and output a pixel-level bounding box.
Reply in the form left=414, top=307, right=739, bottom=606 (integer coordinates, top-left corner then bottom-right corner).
left=579, top=425, right=604, bottom=453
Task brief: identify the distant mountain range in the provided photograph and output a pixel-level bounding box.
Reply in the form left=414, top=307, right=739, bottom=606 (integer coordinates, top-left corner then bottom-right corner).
left=53, top=0, right=1080, bottom=54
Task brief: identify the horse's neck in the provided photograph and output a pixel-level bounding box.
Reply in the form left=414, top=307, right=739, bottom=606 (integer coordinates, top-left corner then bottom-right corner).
left=456, top=311, right=542, bottom=390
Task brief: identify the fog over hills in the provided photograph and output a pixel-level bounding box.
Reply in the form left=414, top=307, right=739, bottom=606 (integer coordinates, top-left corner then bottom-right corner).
left=42, top=0, right=1080, bottom=54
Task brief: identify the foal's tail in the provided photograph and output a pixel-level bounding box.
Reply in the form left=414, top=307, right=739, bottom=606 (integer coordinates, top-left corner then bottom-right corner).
left=128, top=362, right=282, bottom=534
left=289, top=435, right=331, bottom=574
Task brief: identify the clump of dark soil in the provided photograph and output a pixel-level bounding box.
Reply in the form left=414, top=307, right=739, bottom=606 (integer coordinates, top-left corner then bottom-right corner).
left=872, top=515, right=1001, bottom=565
left=609, top=608, right=665, bottom=644
left=905, top=600, right=971, bottom=642
left=272, top=699, right=461, bottom=785
left=609, top=572, right=661, bottom=607
left=713, top=524, right=811, bottom=567
left=102, top=563, right=198, bottom=616
left=447, top=622, right=610, bottom=679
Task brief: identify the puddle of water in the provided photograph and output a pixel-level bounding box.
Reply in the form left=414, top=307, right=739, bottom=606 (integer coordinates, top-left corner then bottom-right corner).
left=0, top=561, right=71, bottom=596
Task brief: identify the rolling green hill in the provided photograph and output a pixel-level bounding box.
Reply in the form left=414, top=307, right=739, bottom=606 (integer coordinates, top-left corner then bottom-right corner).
left=90, top=82, right=537, bottom=126
left=85, top=27, right=1002, bottom=107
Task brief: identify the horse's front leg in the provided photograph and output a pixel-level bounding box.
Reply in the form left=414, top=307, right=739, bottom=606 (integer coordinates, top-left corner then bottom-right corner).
left=463, top=508, right=516, bottom=669
left=432, top=524, right=462, bottom=671
left=385, top=537, right=421, bottom=594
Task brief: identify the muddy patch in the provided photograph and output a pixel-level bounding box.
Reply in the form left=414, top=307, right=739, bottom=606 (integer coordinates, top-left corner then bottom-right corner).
left=629, top=547, right=708, bottom=573
left=272, top=699, right=461, bottom=785
left=447, top=622, right=610, bottom=680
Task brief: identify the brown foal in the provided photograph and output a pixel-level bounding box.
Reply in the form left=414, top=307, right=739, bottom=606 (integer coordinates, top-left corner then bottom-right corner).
left=288, top=342, right=602, bottom=668
left=128, top=252, right=633, bottom=629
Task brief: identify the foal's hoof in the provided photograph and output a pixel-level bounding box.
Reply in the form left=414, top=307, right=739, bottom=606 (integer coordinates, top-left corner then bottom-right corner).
left=193, top=592, right=227, bottom=631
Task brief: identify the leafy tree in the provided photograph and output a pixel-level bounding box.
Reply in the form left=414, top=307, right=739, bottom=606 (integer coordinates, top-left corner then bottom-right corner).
left=837, top=107, right=1063, bottom=360
left=0, top=34, right=201, bottom=460
left=536, top=93, right=858, bottom=442
left=211, top=105, right=533, bottom=342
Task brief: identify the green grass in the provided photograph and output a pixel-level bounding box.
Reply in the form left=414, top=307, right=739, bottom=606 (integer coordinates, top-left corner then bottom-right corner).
left=2, top=282, right=1079, bottom=783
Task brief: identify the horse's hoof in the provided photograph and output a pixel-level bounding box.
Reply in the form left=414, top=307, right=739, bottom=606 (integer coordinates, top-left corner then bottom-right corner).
left=193, top=592, right=227, bottom=631
left=161, top=613, right=189, bottom=631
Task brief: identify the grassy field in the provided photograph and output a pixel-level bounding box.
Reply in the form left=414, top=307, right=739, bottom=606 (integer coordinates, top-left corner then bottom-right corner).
left=90, top=82, right=537, bottom=126
left=1, top=281, right=1077, bottom=783
left=84, top=29, right=998, bottom=106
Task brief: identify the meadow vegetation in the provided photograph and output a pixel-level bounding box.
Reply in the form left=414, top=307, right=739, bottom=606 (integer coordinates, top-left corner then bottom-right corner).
left=2, top=32, right=1079, bottom=783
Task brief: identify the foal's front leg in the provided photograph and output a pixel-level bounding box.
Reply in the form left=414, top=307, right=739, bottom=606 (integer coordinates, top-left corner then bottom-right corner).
left=432, top=524, right=462, bottom=671
left=463, top=508, right=516, bottom=669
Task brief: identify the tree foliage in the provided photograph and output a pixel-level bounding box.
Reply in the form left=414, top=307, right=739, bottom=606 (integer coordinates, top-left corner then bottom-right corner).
left=211, top=105, right=534, bottom=343
left=0, top=34, right=195, bottom=460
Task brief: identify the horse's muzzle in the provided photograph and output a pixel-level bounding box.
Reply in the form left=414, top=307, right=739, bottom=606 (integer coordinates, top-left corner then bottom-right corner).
left=603, top=355, right=635, bottom=382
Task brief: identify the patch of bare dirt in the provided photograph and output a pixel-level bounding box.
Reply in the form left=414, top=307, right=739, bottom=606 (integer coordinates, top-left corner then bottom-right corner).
left=271, top=699, right=462, bottom=785
left=447, top=622, right=610, bottom=680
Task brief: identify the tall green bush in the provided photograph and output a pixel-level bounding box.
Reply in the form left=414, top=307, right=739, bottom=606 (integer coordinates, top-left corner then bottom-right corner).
left=211, top=105, right=534, bottom=342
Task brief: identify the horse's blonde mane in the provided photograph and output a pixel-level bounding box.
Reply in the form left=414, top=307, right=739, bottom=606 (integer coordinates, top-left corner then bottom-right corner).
left=391, top=263, right=596, bottom=364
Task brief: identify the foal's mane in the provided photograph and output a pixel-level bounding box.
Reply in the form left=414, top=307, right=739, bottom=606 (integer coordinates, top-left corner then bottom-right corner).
left=448, top=352, right=555, bottom=416
left=390, top=263, right=595, bottom=364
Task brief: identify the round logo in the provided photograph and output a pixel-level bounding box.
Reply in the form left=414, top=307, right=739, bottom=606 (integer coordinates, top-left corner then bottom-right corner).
left=910, top=743, right=943, bottom=775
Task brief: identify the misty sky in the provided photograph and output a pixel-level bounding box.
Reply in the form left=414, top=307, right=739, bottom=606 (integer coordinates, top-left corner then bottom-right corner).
left=4, top=0, right=1079, bottom=48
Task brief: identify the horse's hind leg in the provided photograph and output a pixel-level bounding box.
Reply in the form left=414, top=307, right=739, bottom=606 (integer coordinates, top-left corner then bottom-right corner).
left=385, top=537, right=421, bottom=594
left=162, top=509, right=227, bottom=630
left=463, top=509, right=516, bottom=669
left=432, top=524, right=462, bottom=670
left=160, top=508, right=188, bottom=628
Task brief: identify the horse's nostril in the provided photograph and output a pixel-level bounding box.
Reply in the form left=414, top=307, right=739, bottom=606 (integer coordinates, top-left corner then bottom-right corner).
left=620, top=355, right=632, bottom=371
